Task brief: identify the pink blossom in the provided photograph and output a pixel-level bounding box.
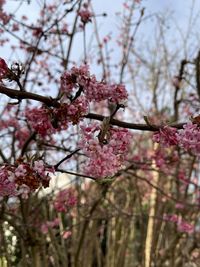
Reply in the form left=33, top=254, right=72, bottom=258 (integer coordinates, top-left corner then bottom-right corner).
left=54, top=188, right=77, bottom=212
left=177, top=122, right=200, bottom=156
left=54, top=96, right=89, bottom=125
left=78, top=4, right=93, bottom=24
left=25, top=98, right=88, bottom=136
left=41, top=218, right=60, bottom=234
left=0, top=159, right=54, bottom=197
left=175, top=203, right=184, bottom=209
left=164, top=214, right=179, bottom=223
left=61, top=65, right=89, bottom=95
left=0, top=167, right=17, bottom=197
left=61, top=65, right=128, bottom=104
left=33, top=160, right=45, bottom=176
left=62, top=230, right=72, bottom=239
left=177, top=221, right=194, bottom=234
left=79, top=123, right=132, bottom=178
left=32, top=27, right=43, bottom=37
left=153, top=126, right=178, bottom=147
left=17, top=184, right=30, bottom=199
left=0, top=1, right=10, bottom=24
left=15, top=164, right=27, bottom=177
left=0, top=58, right=8, bottom=80
left=25, top=107, right=55, bottom=136
left=12, top=23, right=19, bottom=32
left=164, top=214, right=194, bottom=234
left=15, top=127, right=30, bottom=148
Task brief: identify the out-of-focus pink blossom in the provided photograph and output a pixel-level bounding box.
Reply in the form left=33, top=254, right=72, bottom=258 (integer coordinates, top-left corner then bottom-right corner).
left=54, top=188, right=77, bottom=212
left=12, top=23, right=19, bottom=32
left=0, top=167, right=17, bottom=197
left=15, top=127, right=30, bottom=148
left=175, top=203, right=184, bottom=209
left=78, top=4, right=93, bottom=24
left=177, top=221, right=194, bottom=234
left=17, top=184, right=30, bottom=199
left=0, top=0, right=10, bottom=24
left=164, top=214, right=194, bottom=234
left=0, top=58, right=8, bottom=80
left=62, top=230, right=72, bottom=239
left=41, top=218, right=60, bottom=234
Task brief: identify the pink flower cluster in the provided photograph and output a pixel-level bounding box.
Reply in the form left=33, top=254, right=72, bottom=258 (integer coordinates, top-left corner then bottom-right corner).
left=54, top=96, right=88, bottom=125
left=153, top=122, right=200, bottom=157
left=25, top=98, right=88, bottom=136
left=0, top=1, right=10, bottom=25
left=152, top=126, right=178, bottom=147
left=53, top=188, right=77, bottom=212
left=177, top=122, right=200, bottom=156
left=78, top=3, right=93, bottom=25
left=79, top=123, right=132, bottom=178
left=41, top=218, right=60, bottom=234
left=61, top=65, right=128, bottom=103
left=0, top=167, right=17, bottom=197
left=0, top=115, right=30, bottom=148
left=25, top=107, right=56, bottom=137
left=0, top=160, right=54, bottom=198
left=0, top=58, right=8, bottom=80
left=164, top=214, right=194, bottom=234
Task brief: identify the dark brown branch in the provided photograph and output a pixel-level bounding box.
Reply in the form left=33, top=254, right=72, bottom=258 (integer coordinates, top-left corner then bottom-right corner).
left=173, top=59, right=187, bottom=121
left=85, top=113, right=185, bottom=131
left=0, top=85, right=185, bottom=132
left=21, top=132, right=37, bottom=157
left=54, top=149, right=80, bottom=169
left=0, top=85, right=60, bottom=107
left=195, top=50, right=200, bottom=100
